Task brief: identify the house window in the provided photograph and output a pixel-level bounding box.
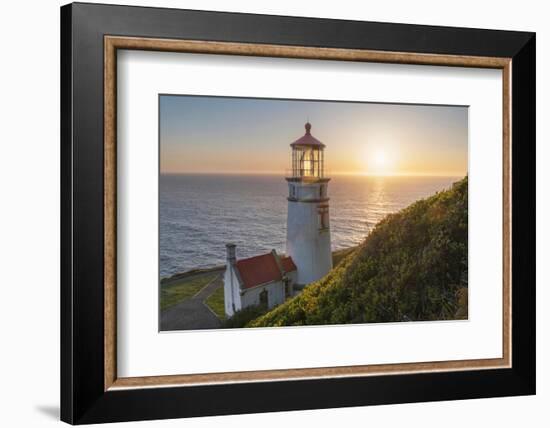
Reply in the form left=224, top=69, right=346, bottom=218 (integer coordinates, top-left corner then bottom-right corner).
left=259, top=289, right=268, bottom=308
left=284, top=278, right=291, bottom=298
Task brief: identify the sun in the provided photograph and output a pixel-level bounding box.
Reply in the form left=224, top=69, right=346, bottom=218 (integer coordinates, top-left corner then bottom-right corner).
left=373, top=150, right=387, bottom=168
left=366, top=149, right=394, bottom=175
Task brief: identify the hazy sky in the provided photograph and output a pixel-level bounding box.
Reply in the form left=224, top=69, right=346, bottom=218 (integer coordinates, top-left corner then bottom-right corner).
left=160, top=95, right=468, bottom=176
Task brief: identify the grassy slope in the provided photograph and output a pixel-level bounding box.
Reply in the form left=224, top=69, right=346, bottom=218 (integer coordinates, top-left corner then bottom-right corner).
left=160, top=272, right=218, bottom=311
left=249, top=176, right=468, bottom=327
left=205, top=286, right=226, bottom=320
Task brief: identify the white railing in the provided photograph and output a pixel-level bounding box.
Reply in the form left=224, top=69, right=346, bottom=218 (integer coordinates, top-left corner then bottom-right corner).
left=284, top=168, right=331, bottom=179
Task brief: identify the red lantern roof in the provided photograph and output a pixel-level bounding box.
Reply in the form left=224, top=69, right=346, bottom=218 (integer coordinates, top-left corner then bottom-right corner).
left=290, top=122, right=326, bottom=148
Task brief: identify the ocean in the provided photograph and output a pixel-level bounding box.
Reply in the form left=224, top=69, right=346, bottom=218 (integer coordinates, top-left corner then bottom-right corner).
left=160, top=174, right=461, bottom=278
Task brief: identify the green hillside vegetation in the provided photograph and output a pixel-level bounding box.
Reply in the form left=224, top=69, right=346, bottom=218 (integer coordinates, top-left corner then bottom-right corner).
left=248, top=176, right=468, bottom=327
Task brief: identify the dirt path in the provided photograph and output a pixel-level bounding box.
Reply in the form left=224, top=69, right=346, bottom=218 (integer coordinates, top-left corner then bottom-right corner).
left=160, top=273, right=224, bottom=331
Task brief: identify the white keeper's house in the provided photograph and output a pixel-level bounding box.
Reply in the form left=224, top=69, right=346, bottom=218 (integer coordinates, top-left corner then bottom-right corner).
left=224, top=122, right=332, bottom=317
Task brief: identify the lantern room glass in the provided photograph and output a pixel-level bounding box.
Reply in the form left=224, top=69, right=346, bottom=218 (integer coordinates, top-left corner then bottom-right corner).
left=291, top=146, right=324, bottom=178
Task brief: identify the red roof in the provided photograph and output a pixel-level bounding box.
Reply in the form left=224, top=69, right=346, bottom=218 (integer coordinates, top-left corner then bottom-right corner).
left=235, top=252, right=297, bottom=289
left=280, top=256, right=297, bottom=273
left=290, top=122, right=326, bottom=148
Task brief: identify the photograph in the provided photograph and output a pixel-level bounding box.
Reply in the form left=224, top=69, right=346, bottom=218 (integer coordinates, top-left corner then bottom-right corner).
left=159, top=95, right=469, bottom=331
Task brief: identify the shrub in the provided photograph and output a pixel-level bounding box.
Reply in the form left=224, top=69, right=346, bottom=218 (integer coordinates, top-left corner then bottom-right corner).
left=224, top=305, right=270, bottom=328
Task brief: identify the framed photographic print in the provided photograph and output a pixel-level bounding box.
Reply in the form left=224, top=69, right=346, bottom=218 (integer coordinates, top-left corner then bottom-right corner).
left=60, top=2, right=536, bottom=424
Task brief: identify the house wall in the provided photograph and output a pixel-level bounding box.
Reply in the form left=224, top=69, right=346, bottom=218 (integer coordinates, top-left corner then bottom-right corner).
left=241, top=280, right=286, bottom=310
left=286, top=270, right=297, bottom=285
left=224, top=266, right=242, bottom=317
left=225, top=263, right=298, bottom=317
left=285, top=271, right=299, bottom=296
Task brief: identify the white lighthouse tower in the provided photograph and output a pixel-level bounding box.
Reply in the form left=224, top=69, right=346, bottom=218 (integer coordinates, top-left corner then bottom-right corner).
left=286, top=122, right=332, bottom=287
